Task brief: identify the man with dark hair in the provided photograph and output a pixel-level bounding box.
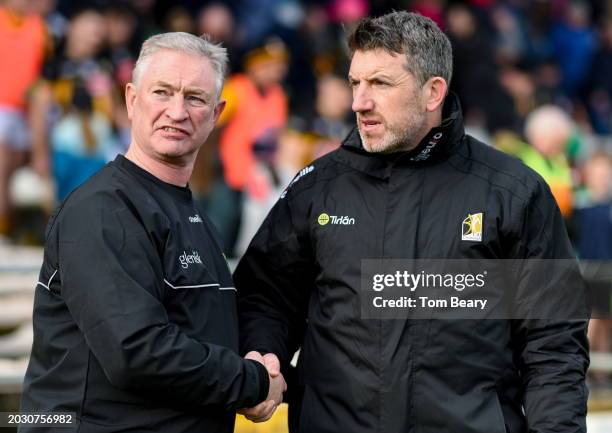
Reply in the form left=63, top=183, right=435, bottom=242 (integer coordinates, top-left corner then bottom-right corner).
left=236, top=11, right=589, bottom=433
left=20, top=32, right=285, bottom=433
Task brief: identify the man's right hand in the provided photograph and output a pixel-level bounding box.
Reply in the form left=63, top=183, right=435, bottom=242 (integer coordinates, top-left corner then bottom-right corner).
left=239, top=351, right=286, bottom=422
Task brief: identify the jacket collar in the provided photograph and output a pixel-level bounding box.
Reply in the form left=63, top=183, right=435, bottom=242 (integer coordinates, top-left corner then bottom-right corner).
left=334, top=92, right=465, bottom=179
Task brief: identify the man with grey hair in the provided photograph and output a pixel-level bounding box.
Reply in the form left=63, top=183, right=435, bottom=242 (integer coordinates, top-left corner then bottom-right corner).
left=19, top=32, right=285, bottom=433
left=236, top=11, right=588, bottom=433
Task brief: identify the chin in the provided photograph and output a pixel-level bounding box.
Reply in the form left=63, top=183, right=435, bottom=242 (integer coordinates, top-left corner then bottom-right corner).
left=155, top=142, right=195, bottom=157
left=363, top=138, right=389, bottom=153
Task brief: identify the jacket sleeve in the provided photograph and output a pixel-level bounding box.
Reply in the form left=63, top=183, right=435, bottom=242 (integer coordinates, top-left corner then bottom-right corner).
left=56, top=192, right=268, bottom=411
left=511, top=180, right=589, bottom=433
left=235, top=191, right=315, bottom=365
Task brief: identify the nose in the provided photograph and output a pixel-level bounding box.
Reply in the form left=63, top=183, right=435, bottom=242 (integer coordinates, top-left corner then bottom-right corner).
left=165, top=94, right=189, bottom=122
left=351, top=84, right=374, bottom=113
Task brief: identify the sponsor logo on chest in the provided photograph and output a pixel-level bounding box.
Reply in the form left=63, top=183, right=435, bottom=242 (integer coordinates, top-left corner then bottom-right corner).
left=179, top=250, right=203, bottom=268
left=318, top=212, right=355, bottom=226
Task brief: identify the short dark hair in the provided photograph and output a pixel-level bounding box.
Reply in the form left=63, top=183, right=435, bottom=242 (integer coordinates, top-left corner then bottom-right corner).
left=347, top=11, right=453, bottom=86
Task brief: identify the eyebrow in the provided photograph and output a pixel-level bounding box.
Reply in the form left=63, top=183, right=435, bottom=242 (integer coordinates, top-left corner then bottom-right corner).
left=348, top=73, right=394, bottom=82
left=152, top=81, right=211, bottom=97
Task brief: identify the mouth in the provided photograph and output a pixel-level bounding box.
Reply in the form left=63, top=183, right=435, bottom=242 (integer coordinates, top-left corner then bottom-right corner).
left=158, top=125, right=190, bottom=136
left=359, top=118, right=383, bottom=133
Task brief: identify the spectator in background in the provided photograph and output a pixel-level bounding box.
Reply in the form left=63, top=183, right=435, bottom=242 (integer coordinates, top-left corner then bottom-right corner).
left=212, top=38, right=289, bottom=255
left=521, top=105, right=575, bottom=218
left=234, top=126, right=312, bottom=257
left=575, top=152, right=612, bottom=372
left=524, top=0, right=556, bottom=67
left=409, top=0, right=445, bottom=29
left=551, top=0, right=597, bottom=97
left=310, top=73, right=353, bottom=157
left=0, top=0, right=47, bottom=240
left=232, top=71, right=352, bottom=256
left=50, top=83, right=118, bottom=201
left=196, top=3, right=241, bottom=72
left=104, top=4, right=138, bottom=149
left=446, top=3, right=513, bottom=131
left=576, top=152, right=612, bottom=261
left=164, top=6, right=195, bottom=34
left=104, top=4, right=138, bottom=88
left=32, top=0, right=67, bottom=51
left=490, top=4, right=528, bottom=67
left=129, top=0, right=162, bottom=48
left=30, top=7, right=119, bottom=202
left=586, top=17, right=612, bottom=134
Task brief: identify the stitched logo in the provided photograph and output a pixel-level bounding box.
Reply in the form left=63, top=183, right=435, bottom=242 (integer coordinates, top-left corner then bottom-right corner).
left=462, top=213, right=483, bottom=242
left=189, top=214, right=203, bottom=223
left=179, top=250, right=203, bottom=269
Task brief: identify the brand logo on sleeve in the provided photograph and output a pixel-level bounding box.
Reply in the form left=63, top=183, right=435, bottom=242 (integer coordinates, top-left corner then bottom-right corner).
left=179, top=250, right=203, bottom=268
left=281, top=165, right=315, bottom=199
left=189, top=214, right=203, bottom=223
left=462, top=213, right=483, bottom=242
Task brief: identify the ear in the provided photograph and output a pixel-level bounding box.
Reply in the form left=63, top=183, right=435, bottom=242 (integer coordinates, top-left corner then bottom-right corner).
left=424, top=77, right=447, bottom=113
left=213, top=99, right=226, bottom=124
left=125, top=83, right=137, bottom=121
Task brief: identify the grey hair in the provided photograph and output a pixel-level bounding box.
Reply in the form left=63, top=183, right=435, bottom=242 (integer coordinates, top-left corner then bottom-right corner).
left=347, top=11, right=453, bottom=87
left=524, top=105, right=573, bottom=143
left=132, top=32, right=228, bottom=99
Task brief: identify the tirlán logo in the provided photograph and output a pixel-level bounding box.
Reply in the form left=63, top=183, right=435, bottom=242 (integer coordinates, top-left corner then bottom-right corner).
left=318, top=213, right=355, bottom=226
left=179, top=250, right=203, bottom=269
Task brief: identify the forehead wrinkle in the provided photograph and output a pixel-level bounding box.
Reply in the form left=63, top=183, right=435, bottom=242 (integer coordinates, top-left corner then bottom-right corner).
left=150, top=80, right=210, bottom=97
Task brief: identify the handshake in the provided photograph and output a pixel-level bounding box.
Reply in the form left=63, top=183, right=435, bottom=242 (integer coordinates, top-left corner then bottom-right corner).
left=239, top=351, right=287, bottom=422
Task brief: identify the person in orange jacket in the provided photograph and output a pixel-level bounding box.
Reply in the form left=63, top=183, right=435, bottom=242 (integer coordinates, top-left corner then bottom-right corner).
left=214, top=38, right=289, bottom=254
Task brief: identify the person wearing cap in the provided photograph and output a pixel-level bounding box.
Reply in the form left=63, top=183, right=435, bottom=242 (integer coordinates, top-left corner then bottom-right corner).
left=235, top=11, right=589, bottom=433
left=19, top=32, right=285, bottom=433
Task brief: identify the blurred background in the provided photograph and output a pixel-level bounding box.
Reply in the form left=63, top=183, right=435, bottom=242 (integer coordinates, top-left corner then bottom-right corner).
left=1, top=0, right=612, bottom=431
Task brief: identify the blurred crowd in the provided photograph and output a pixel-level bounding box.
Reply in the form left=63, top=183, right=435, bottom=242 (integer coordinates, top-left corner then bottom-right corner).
left=1, top=0, right=612, bottom=354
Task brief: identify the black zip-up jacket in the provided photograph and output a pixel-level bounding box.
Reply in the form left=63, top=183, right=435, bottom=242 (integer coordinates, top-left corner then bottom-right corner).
left=20, top=155, right=269, bottom=433
left=235, top=95, right=589, bottom=433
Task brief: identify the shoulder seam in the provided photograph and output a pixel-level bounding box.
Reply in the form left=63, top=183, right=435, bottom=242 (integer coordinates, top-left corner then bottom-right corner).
left=456, top=139, right=537, bottom=191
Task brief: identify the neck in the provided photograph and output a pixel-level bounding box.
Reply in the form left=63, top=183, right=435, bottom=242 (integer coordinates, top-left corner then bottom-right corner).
left=125, top=143, right=193, bottom=187
left=409, top=110, right=444, bottom=151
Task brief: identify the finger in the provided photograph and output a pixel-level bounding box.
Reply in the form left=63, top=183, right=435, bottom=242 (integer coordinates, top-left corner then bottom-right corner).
left=253, top=401, right=277, bottom=423
left=244, top=351, right=264, bottom=363
left=240, top=401, right=268, bottom=417
left=244, top=401, right=276, bottom=422
left=263, top=353, right=281, bottom=376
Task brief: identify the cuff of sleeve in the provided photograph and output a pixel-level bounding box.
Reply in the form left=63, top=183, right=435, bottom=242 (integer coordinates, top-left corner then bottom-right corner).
left=249, top=359, right=270, bottom=404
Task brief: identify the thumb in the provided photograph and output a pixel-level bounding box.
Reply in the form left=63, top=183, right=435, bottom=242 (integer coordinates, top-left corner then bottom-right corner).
left=263, top=353, right=281, bottom=377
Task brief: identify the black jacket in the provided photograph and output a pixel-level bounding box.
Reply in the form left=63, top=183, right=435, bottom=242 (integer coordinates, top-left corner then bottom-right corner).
left=20, top=155, right=268, bottom=433
left=235, top=95, right=589, bottom=433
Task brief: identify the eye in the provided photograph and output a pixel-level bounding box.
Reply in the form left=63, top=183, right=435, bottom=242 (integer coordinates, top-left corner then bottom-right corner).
left=153, top=88, right=168, bottom=96
left=187, top=95, right=206, bottom=105
left=372, top=79, right=389, bottom=87
left=349, top=79, right=359, bottom=88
